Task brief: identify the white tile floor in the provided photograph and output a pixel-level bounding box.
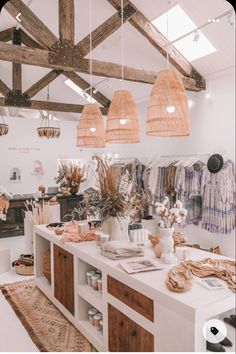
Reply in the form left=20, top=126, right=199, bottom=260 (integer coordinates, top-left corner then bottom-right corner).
left=0, top=270, right=38, bottom=352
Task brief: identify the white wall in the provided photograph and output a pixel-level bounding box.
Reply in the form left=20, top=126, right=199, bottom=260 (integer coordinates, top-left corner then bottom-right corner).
left=0, top=68, right=235, bottom=259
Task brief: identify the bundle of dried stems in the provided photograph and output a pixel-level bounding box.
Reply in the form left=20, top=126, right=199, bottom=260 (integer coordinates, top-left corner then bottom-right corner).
left=24, top=199, right=52, bottom=225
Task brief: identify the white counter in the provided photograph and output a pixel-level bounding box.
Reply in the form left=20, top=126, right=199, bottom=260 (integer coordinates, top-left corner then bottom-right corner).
left=34, top=225, right=235, bottom=352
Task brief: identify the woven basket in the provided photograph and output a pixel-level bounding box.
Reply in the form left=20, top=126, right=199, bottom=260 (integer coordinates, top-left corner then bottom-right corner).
left=15, top=264, right=34, bottom=276
left=43, top=249, right=51, bottom=283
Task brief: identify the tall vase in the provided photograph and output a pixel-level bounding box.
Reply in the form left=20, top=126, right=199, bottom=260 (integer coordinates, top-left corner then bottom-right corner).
left=101, top=216, right=130, bottom=242
left=154, top=227, right=177, bottom=264
left=24, top=211, right=34, bottom=254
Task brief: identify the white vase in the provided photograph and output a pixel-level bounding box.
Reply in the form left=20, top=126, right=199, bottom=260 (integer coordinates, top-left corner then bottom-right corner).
left=154, top=227, right=177, bottom=264
left=24, top=211, right=34, bottom=254
left=101, top=216, right=130, bottom=242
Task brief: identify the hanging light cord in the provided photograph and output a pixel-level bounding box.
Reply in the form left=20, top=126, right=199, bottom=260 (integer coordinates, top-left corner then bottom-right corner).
left=89, top=0, right=93, bottom=101
left=166, top=0, right=170, bottom=70
left=121, top=0, right=124, bottom=90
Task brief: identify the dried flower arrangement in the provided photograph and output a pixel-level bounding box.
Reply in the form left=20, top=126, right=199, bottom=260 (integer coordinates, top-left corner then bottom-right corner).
left=155, top=197, right=188, bottom=228
left=24, top=199, right=52, bottom=225
left=55, top=162, right=86, bottom=195
left=82, top=156, right=147, bottom=223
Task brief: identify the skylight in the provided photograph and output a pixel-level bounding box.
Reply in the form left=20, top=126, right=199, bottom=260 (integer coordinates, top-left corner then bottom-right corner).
left=64, top=79, right=97, bottom=104
left=152, top=5, right=216, bottom=62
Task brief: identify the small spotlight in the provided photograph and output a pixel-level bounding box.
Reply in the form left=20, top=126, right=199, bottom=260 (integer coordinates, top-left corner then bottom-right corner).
left=205, top=92, right=211, bottom=99
left=193, top=30, right=200, bottom=43
left=93, top=89, right=97, bottom=94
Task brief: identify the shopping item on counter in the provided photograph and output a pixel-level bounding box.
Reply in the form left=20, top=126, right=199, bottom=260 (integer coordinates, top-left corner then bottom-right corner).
left=59, top=221, right=96, bottom=243
left=100, top=241, right=144, bottom=260
left=130, top=228, right=149, bottom=243
left=166, top=258, right=236, bottom=293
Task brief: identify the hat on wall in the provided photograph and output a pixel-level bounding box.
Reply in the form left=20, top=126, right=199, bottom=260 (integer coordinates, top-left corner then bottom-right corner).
left=207, top=154, right=224, bottom=173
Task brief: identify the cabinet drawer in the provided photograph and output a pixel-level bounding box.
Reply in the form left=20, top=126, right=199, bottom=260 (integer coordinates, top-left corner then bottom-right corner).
left=107, top=276, right=154, bottom=322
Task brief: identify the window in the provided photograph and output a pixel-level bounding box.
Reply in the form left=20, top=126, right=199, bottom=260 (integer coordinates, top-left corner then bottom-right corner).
left=152, top=5, right=216, bottom=62
left=64, top=79, right=97, bottom=104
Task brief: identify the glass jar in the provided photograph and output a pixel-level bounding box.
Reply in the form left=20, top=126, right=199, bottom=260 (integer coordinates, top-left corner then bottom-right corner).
left=97, top=278, right=102, bottom=294
left=94, top=313, right=103, bottom=329
left=88, top=308, right=98, bottom=325
left=86, top=270, right=95, bottom=286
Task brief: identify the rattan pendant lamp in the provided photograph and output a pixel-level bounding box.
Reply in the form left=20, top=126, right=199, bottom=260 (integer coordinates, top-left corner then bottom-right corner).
left=146, top=1, right=190, bottom=137
left=37, top=85, right=61, bottom=139
left=76, top=0, right=105, bottom=148
left=106, top=0, right=140, bottom=144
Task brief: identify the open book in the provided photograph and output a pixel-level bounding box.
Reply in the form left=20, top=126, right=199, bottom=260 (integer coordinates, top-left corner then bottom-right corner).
left=120, top=258, right=163, bottom=274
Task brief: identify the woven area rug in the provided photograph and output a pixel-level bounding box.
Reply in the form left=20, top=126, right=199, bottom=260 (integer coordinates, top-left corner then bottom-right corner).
left=1, top=280, right=93, bottom=352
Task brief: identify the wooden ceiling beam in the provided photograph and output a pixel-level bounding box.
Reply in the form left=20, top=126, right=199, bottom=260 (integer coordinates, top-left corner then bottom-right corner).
left=64, top=71, right=111, bottom=108
left=0, top=96, right=108, bottom=115
left=0, top=42, right=201, bottom=91
left=24, top=70, right=63, bottom=99
left=106, top=0, right=206, bottom=89
left=59, top=0, right=74, bottom=43
left=0, top=79, right=11, bottom=97
left=12, top=28, right=22, bottom=92
left=4, top=0, right=58, bottom=49
left=20, top=28, right=44, bottom=49
left=76, top=5, right=136, bottom=57
left=0, top=27, right=14, bottom=42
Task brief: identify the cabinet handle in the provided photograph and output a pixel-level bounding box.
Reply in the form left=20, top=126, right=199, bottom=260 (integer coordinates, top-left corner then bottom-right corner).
left=131, top=330, right=137, bottom=337
left=63, top=255, right=67, bottom=259
left=120, top=321, right=124, bottom=327
left=124, top=291, right=129, bottom=298
left=58, top=252, right=61, bottom=256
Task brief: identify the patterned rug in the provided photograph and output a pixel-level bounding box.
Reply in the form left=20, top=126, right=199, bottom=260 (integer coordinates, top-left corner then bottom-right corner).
left=1, top=280, right=93, bottom=352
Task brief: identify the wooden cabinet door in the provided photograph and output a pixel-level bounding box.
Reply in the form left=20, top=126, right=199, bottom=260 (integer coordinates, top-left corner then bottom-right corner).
left=127, top=315, right=154, bottom=352
left=54, top=244, right=74, bottom=315
left=108, top=304, right=154, bottom=352
left=108, top=304, right=128, bottom=352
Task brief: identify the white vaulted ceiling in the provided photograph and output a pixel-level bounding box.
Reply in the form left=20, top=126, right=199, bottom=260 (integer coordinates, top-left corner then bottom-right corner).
left=0, top=0, right=235, bottom=120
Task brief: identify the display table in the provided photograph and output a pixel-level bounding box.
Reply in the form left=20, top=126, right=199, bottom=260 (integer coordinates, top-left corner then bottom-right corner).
left=34, top=225, right=235, bottom=352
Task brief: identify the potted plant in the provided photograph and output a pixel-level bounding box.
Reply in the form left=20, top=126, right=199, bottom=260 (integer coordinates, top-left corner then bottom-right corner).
left=83, top=156, right=146, bottom=241
left=154, top=197, right=187, bottom=264
left=55, top=162, right=86, bottom=195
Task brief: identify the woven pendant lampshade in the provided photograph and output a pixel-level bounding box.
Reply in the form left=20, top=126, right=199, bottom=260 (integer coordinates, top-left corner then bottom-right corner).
left=106, top=90, right=140, bottom=144
left=77, top=104, right=105, bottom=148
left=146, top=69, right=190, bottom=137
left=37, top=111, right=61, bottom=139
left=0, top=110, right=9, bottom=136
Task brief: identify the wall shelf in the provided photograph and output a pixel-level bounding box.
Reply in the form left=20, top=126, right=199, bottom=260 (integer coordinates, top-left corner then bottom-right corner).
left=77, top=285, right=103, bottom=313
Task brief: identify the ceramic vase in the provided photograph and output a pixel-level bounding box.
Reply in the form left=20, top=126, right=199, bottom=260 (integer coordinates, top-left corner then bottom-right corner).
left=101, top=216, right=130, bottom=242
left=154, top=227, right=177, bottom=264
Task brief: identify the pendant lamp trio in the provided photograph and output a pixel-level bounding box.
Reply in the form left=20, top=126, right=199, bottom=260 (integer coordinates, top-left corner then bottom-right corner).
left=76, top=0, right=189, bottom=148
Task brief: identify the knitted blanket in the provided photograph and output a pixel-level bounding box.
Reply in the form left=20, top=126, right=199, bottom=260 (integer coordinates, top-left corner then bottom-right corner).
left=167, top=258, right=236, bottom=293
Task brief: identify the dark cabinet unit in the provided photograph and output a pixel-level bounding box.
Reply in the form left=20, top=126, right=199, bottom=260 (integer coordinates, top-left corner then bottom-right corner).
left=54, top=244, right=74, bottom=315
left=0, top=194, right=84, bottom=238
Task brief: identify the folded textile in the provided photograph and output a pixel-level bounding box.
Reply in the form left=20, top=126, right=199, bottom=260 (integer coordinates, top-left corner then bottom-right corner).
left=101, top=250, right=144, bottom=260
left=166, top=258, right=236, bottom=293
left=100, top=241, right=143, bottom=255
